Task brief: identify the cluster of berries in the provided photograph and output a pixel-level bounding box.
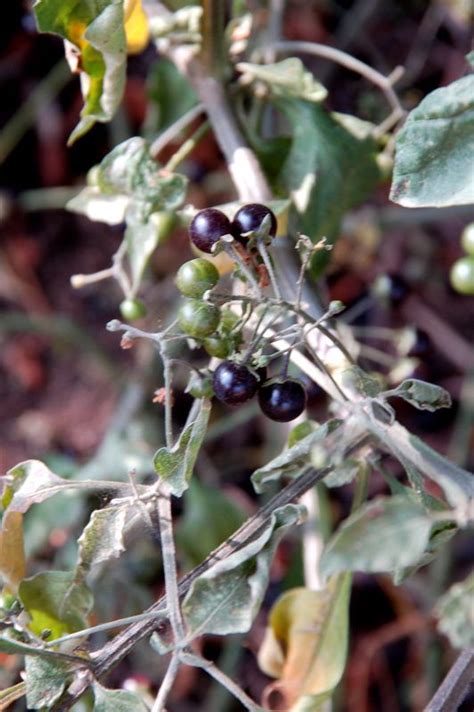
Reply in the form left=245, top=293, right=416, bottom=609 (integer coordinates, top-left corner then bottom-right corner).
left=175, top=203, right=307, bottom=422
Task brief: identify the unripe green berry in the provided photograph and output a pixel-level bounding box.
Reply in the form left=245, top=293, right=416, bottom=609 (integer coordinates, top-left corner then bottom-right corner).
left=203, top=336, right=233, bottom=359
left=461, top=223, right=474, bottom=256
left=450, top=256, right=474, bottom=296
left=175, top=258, right=220, bottom=298
left=120, top=298, right=147, bottom=320
left=178, top=299, right=220, bottom=338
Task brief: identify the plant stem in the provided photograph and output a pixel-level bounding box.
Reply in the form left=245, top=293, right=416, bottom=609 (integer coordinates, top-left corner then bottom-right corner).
left=200, top=0, right=226, bottom=78
left=164, top=120, right=210, bottom=172
left=150, top=103, right=205, bottom=158
left=266, top=40, right=405, bottom=132
left=157, top=491, right=185, bottom=641
left=151, top=652, right=181, bottom=712
left=257, top=239, right=282, bottom=300
left=47, top=610, right=169, bottom=648
left=203, top=660, right=262, bottom=711
left=223, top=243, right=262, bottom=298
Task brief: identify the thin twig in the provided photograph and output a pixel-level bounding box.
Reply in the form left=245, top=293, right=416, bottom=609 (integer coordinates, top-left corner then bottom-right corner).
left=164, top=120, right=210, bottom=172
left=151, top=652, right=181, bottom=712
left=267, top=40, right=405, bottom=132
left=150, top=103, right=205, bottom=159
left=424, top=649, right=474, bottom=712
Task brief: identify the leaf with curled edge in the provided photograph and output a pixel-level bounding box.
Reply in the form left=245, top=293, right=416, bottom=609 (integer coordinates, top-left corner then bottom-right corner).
left=384, top=379, right=452, bottom=412
left=75, top=504, right=131, bottom=581
left=237, top=58, right=327, bottom=103
left=251, top=420, right=343, bottom=493
left=34, top=0, right=127, bottom=144
left=181, top=504, right=305, bottom=638
left=153, top=399, right=212, bottom=497
left=365, top=417, right=474, bottom=518
left=258, top=576, right=351, bottom=711
left=1, top=460, right=133, bottom=516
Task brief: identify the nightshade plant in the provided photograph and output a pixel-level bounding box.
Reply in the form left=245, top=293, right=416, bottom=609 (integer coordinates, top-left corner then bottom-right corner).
left=1, top=2, right=473, bottom=711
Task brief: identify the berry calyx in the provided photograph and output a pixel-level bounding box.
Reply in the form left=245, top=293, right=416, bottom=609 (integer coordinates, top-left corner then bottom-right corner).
left=258, top=378, right=307, bottom=422
left=119, top=298, right=147, bottom=320
left=176, top=258, right=219, bottom=298
left=178, top=299, right=220, bottom=338
left=232, top=203, right=277, bottom=243
left=212, top=362, right=259, bottom=405
left=450, top=256, right=474, bottom=296
left=189, top=208, right=231, bottom=253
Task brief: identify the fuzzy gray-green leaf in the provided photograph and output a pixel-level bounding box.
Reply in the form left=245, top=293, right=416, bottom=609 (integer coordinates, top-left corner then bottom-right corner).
left=153, top=399, right=212, bottom=496
left=436, top=572, right=474, bottom=649
left=93, top=681, right=149, bottom=712
left=390, top=74, right=474, bottom=207
left=252, top=420, right=342, bottom=493
left=320, top=496, right=435, bottom=578
left=182, top=504, right=304, bottom=637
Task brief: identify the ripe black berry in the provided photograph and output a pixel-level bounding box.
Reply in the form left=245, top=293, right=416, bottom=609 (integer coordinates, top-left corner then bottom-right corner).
left=212, top=362, right=259, bottom=405
left=258, top=378, right=307, bottom=422
left=232, top=203, right=277, bottom=243
left=189, top=208, right=231, bottom=253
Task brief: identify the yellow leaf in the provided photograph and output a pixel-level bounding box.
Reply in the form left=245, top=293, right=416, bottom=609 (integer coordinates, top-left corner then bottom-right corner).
left=0, top=511, right=26, bottom=593
left=124, top=0, right=150, bottom=55
left=257, top=576, right=351, bottom=711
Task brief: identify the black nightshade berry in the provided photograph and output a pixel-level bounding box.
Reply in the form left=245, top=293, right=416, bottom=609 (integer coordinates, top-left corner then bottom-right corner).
left=212, top=361, right=259, bottom=405
left=189, top=208, right=231, bottom=253
left=232, top=203, right=277, bottom=243
left=258, top=378, right=307, bottom=422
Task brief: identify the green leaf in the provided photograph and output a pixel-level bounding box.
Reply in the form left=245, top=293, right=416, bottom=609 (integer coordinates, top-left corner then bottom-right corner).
left=237, top=58, right=327, bottom=103
left=181, top=504, right=304, bottom=638
left=390, top=73, right=474, bottom=207
left=1, top=460, right=78, bottom=513
left=385, top=379, right=452, bottom=412
left=393, top=521, right=456, bottom=584
left=364, top=413, right=474, bottom=517
left=153, top=399, right=212, bottom=496
left=323, top=459, right=361, bottom=488
left=175, top=479, right=247, bottom=569
left=76, top=505, right=129, bottom=579
left=34, top=0, right=127, bottom=144
left=258, top=576, right=351, bottom=710
left=274, top=101, right=380, bottom=273
left=252, top=420, right=343, bottom=493
left=98, top=137, right=188, bottom=210
left=25, top=656, right=71, bottom=709
left=1, top=460, right=129, bottom=516
left=125, top=205, right=177, bottom=291
left=19, top=571, right=93, bottom=641
left=435, top=572, right=474, bottom=649
left=146, top=57, right=198, bottom=135
left=320, top=496, right=435, bottom=578
left=93, top=681, right=149, bottom=711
